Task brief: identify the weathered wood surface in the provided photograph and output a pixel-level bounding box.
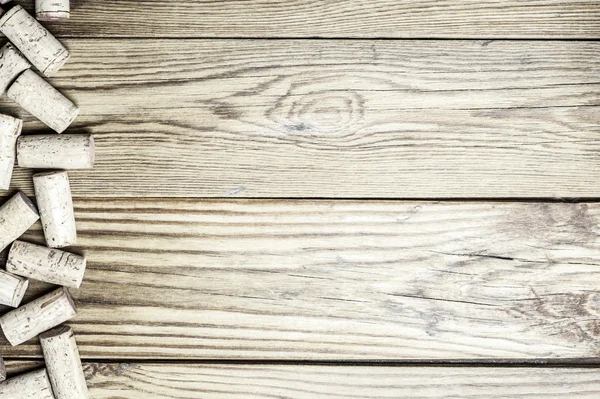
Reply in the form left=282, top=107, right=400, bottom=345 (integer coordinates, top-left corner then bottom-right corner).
left=1, top=199, right=600, bottom=360
left=9, top=0, right=600, bottom=39
left=6, top=361, right=600, bottom=398
left=5, top=39, right=600, bottom=198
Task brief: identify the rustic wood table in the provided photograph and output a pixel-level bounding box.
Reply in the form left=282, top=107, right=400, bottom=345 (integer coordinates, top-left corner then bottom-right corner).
left=1, top=0, right=600, bottom=397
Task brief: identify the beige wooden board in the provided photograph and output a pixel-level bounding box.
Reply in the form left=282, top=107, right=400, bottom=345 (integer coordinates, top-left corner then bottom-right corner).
left=1, top=199, right=600, bottom=360
left=5, top=361, right=600, bottom=398
left=11, top=0, right=600, bottom=39
left=5, top=39, right=600, bottom=198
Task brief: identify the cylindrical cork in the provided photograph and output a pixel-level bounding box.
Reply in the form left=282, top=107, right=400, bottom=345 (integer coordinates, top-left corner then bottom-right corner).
left=7, top=70, right=79, bottom=133
left=0, top=43, right=31, bottom=95
left=0, top=368, right=54, bottom=398
left=0, top=357, right=6, bottom=382
left=8, top=240, right=87, bottom=288
left=0, top=269, right=28, bottom=308
left=18, top=134, right=94, bottom=169
left=0, top=192, right=39, bottom=251
left=0, top=287, right=77, bottom=346
left=33, top=171, right=77, bottom=248
left=0, top=114, right=23, bottom=189
left=36, top=0, right=70, bottom=21
left=40, top=326, right=89, bottom=399
left=0, top=5, right=70, bottom=76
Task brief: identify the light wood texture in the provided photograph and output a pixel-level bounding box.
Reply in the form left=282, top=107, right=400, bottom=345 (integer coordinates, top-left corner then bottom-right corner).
left=8, top=70, right=79, bottom=134
left=9, top=0, right=600, bottom=39
left=0, top=43, right=31, bottom=95
left=36, top=0, right=70, bottom=21
left=0, top=368, right=54, bottom=399
left=0, top=114, right=22, bottom=190
left=17, top=134, right=95, bottom=170
left=7, top=240, right=86, bottom=288
left=33, top=171, right=77, bottom=248
left=0, top=269, right=28, bottom=308
left=3, top=39, right=598, bottom=198
left=0, top=192, right=39, bottom=252
left=40, top=326, right=88, bottom=399
left=0, top=5, right=70, bottom=76
left=0, top=286, right=77, bottom=346
left=7, top=361, right=600, bottom=398
left=1, top=199, right=600, bottom=359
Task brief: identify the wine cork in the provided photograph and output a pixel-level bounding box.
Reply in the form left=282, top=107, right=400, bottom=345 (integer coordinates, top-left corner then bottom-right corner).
left=33, top=171, right=77, bottom=248
left=8, top=240, right=87, bottom=288
left=17, top=134, right=94, bottom=169
left=0, top=192, right=39, bottom=252
left=40, top=326, right=89, bottom=399
left=0, top=287, right=77, bottom=346
left=0, top=5, right=70, bottom=76
left=7, top=70, right=80, bottom=133
left=0, top=114, right=22, bottom=189
left=0, top=43, right=31, bottom=95
left=0, top=269, right=28, bottom=307
left=0, top=368, right=54, bottom=398
left=36, top=0, right=70, bottom=21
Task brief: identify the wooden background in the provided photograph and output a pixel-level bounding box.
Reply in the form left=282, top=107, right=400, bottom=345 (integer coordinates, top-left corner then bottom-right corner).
left=2, top=0, right=600, bottom=397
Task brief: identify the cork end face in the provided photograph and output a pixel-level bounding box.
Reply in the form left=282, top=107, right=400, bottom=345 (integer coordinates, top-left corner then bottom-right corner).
left=42, top=49, right=70, bottom=77
left=60, top=105, right=80, bottom=134
left=0, top=5, right=22, bottom=26
left=6, top=239, right=23, bottom=264
left=13, top=118, right=23, bottom=137
left=53, top=104, right=79, bottom=134
left=89, top=135, right=95, bottom=167
left=11, top=277, right=28, bottom=308
left=73, top=256, right=87, bottom=288
left=39, top=324, right=72, bottom=340
left=0, top=357, right=5, bottom=382
left=0, top=170, right=12, bottom=190
left=0, top=315, right=18, bottom=346
left=62, top=286, right=77, bottom=314
left=15, top=191, right=38, bottom=215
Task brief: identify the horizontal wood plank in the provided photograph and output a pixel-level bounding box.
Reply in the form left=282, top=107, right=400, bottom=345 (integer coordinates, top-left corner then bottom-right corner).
left=2, top=199, right=600, bottom=360
left=4, top=39, right=600, bottom=198
left=12, top=0, right=600, bottom=39
left=5, top=361, right=600, bottom=398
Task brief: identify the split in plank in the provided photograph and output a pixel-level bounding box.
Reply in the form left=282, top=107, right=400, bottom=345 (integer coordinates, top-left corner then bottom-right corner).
left=4, top=39, right=600, bottom=198
left=9, top=0, right=600, bottom=39
left=1, top=199, right=600, bottom=360
left=6, top=361, right=600, bottom=398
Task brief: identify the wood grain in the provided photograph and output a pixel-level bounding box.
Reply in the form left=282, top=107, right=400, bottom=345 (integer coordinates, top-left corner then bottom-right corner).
left=5, top=39, right=600, bottom=198
left=2, top=199, right=600, bottom=360
left=11, top=0, right=600, bottom=39
left=6, top=361, right=600, bottom=398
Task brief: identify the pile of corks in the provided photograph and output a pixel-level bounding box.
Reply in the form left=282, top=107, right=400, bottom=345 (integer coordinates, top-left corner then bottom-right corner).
left=0, top=1, right=94, bottom=398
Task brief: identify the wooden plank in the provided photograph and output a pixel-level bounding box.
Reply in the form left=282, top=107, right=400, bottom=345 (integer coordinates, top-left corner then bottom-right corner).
left=6, top=39, right=600, bottom=198
left=6, top=361, right=600, bottom=398
left=2, top=199, right=600, bottom=360
left=11, top=0, right=600, bottom=39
